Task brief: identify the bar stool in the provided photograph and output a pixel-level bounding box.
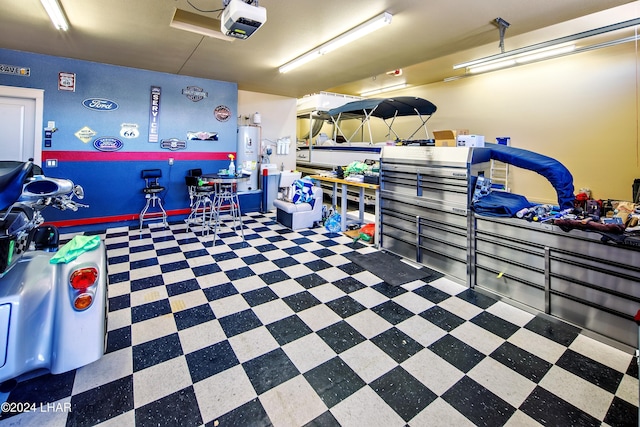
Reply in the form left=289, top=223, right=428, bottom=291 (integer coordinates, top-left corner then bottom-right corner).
left=139, top=169, right=168, bottom=231
left=185, top=173, right=215, bottom=233
left=211, top=178, right=245, bottom=243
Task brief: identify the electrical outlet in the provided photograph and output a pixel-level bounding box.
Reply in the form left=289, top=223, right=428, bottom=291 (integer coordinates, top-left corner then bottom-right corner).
left=168, top=158, right=174, bottom=166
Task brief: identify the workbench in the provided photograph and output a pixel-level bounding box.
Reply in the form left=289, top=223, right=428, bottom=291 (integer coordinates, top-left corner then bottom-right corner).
left=309, top=175, right=380, bottom=246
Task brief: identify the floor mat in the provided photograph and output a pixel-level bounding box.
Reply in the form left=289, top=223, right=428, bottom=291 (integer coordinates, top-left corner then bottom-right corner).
left=344, top=250, right=443, bottom=286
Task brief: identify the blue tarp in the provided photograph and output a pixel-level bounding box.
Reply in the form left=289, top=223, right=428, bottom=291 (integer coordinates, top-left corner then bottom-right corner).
left=472, top=191, right=534, bottom=217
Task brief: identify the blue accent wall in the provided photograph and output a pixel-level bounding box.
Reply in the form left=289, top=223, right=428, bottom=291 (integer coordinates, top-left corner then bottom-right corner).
left=0, top=48, right=250, bottom=227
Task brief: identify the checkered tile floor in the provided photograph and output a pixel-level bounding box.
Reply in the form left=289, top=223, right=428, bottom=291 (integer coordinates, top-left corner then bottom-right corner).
left=1, top=211, right=638, bottom=426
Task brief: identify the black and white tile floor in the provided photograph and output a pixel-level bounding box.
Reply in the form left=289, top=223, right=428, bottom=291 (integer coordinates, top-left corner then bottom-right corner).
left=1, top=211, right=638, bottom=426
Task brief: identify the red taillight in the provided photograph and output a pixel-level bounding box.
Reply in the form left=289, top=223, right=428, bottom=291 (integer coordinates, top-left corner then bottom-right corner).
left=70, top=267, right=98, bottom=290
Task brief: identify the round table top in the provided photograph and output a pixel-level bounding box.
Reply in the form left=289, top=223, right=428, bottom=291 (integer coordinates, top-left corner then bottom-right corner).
left=201, top=173, right=251, bottom=183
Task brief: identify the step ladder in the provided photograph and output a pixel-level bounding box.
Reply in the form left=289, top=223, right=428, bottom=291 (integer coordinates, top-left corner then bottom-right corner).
left=490, top=159, right=509, bottom=191
left=490, top=138, right=510, bottom=191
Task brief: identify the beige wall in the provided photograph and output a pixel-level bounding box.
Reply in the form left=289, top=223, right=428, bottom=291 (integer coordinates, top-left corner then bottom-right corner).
left=417, top=43, right=636, bottom=203
left=328, top=40, right=639, bottom=204
left=238, top=90, right=297, bottom=171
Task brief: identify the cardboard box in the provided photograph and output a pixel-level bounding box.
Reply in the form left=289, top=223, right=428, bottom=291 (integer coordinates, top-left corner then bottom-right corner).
left=434, top=129, right=468, bottom=147
left=457, top=134, right=485, bottom=147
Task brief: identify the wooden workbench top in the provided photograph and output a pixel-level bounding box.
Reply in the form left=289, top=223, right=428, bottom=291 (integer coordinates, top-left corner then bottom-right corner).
left=309, top=175, right=380, bottom=190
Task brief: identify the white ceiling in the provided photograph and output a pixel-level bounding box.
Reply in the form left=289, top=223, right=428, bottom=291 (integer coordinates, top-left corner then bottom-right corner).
left=0, top=0, right=635, bottom=98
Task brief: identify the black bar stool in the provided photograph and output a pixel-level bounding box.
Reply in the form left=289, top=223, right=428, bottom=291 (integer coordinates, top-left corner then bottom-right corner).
left=139, top=169, right=167, bottom=231
left=185, top=172, right=215, bottom=234
left=210, top=177, right=245, bottom=243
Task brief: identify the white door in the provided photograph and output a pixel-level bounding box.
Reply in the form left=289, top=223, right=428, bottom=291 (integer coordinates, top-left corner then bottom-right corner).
left=0, top=86, right=43, bottom=165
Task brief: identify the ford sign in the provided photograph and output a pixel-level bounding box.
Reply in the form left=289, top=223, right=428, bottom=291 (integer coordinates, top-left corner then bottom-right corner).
left=83, top=98, right=119, bottom=111
left=93, top=137, right=123, bottom=152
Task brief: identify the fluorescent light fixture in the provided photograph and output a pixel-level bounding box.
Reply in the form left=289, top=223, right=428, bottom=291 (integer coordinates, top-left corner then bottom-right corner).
left=170, top=9, right=235, bottom=42
left=514, top=44, right=575, bottom=63
left=468, top=60, right=516, bottom=74
left=279, top=12, right=392, bottom=73
left=467, top=44, right=575, bottom=73
left=455, top=17, right=640, bottom=72
left=40, top=0, right=68, bottom=31
left=360, top=83, right=407, bottom=97
left=447, top=36, right=639, bottom=81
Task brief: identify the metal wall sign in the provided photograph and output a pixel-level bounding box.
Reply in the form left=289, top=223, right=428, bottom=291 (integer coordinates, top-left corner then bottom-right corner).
left=58, top=72, right=76, bottom=91
left=214, top=105, right=231, bottom=122
left=120, top=123, right=140, bottom=139
left=82, top=98, right=119, bottom=111
left=93, top=137, right=124, bottom=152
left=160, top=138, right=186, bottom=151
left=182, top=86, right=208, bottom=102
left=0, top=64, right=30, bottom=76
left=148, top=86, right=161, bottom=142
left=75, top=126, right=97, bottom=143
left=187, top=131, right=218, bottom=141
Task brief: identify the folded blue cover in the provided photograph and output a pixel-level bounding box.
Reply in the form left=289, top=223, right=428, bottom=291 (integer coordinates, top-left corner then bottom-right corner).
left=472, top=191, right=534, bottom=217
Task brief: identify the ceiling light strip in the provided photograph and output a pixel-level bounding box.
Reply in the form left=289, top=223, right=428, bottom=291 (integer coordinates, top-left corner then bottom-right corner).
left=279, top=12, right=392, bottom=73
left=467, top=60, right=516, bottom=74
left=360, top=83, right=407, bottom=97
left=454, top=17, right=640, bottom=70
left=458, top=34, right=639, bottom=77
left=40, top=0, right=69, bottom=31
left=515, top=44, right=575, bottom=63
left=467, top=44, right=576, bottom=73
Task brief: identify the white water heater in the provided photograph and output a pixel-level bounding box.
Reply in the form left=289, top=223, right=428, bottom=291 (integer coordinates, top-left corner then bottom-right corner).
left=236, top=125, right=260, bottom=192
